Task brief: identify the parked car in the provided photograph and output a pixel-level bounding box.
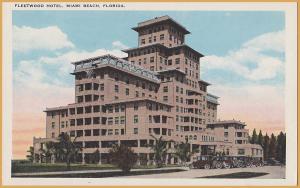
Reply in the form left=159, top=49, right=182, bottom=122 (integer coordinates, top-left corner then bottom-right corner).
left=190, top=155, right=215, bottom=169
left=264, top=158, right=281, bottom=166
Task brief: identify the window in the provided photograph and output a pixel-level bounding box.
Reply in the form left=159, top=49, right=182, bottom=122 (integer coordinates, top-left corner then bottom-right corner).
left=85, top=118, right=91, bottom=125
left=107, top=106, right=113, bottom=113
left=85, top=83, right=92, bottom=90
left=108, top=129, right=113, bottom=135
left=93, top=105, right=100, bottom=113
left=115, top=129, right=119, bottom=135
left=163, top=96, right=168, bottom=102
left=163, top=86, right=168, bottom=92
left=134, top=128, right=138, bottom=134
left=85, top=130, right=91, bottom=136
left=115, top=105, right=120, bottom=113
left=93, top=117, right=100, bottom=124
left=114, top=117, right=119, bottom=124
left=224, top=125, right=228, bottom=129
left=150, top=66, right=154, bottom=71
left=135, top=91, right=139, bottom=97
left=134, top=103, right=138, bottom=110
left=168, top=59, right=172, bottom=65
left=93, top=83, right=99, bottom=90
left=224, top=132, right=228, bottom=137
left=126, top=88, right=129, bottom=96
left=107, top=117, right=113, bottom=125
left=93, top=129, right=100, bottom=136
left=141, top=39, right=145, bottom=45
left=70, top=119, right=75, bottom=126
left=120, top=116, right=125, bottom=124
left=121, top=105, right=125, bottom=112
left=238, top=149, right=245, bottom=155
left=51, top=122, right=55, bottom=129
left=76, top=119, right=83, bottom=126
left=51, top=132, right=55, bottom=138
left=175, top=58, right=180, bottom=64
left=97, top=95, right=103, bottom=102
left=115, top=85, right=119, bottom=93
left=149, top=115, right=152, bottom=123
left=150, top=57, right=154, bottom=63
left=160, top=34, right=164, bottom=40
left=100, top=84, right=104, bottom=91
left=134, top=115, right=138, bottom=123
left=148, top=37, right=152, bottom=43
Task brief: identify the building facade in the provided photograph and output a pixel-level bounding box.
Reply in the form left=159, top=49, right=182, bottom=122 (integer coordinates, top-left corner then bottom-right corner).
left=33, top=15, right=263, bottom=164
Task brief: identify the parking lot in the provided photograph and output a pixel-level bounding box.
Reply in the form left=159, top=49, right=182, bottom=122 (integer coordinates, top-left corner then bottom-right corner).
left=119, top=166, right=285, bottom=179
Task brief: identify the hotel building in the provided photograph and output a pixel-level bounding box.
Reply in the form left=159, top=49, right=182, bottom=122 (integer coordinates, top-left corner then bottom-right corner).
left=33, top=16, right=263, bottom=164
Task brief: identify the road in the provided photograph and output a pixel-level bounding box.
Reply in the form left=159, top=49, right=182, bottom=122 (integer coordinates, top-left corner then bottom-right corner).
left=117, top=166, right=285, bottom=179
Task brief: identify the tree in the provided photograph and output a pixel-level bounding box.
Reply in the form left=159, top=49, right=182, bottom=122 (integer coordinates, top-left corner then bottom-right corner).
left=109, top=144, right=137, bottom=173
left=26, top=146, right=34, bottom=162
left=39, top=142, right=56, bottom=163
left=257, top=130, right=263, bottom=146
left=275, top=131, right=286, bottom=163
left=263, top=133, right=270, bottom=160
left=269, top=133, right=276, bottom=159
left=90, top=149, right=100, bottom=164
left=149, top=135, right=169, bottom=168
left=56, top=132, right=82, bottom=170
left=251, top=129, right=258, bottom=144
left=173, top=138, right=194, bottom=166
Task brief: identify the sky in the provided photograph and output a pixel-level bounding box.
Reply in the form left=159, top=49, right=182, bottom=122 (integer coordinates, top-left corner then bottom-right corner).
left=12, top=11, right=285, bottom=159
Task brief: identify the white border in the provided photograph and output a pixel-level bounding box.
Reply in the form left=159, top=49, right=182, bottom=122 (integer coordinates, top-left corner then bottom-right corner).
left=2, top=2, right=298, bottom=186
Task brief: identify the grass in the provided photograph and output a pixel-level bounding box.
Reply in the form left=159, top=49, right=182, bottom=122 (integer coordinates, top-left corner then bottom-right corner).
left=11, top=160, right=181, bottom=174
left=13, top=169, right=186, bottom=178
left=199, top=172, right=269, bottom=179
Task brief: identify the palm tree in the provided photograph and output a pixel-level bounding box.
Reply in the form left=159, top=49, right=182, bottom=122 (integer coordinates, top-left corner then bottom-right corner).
left=149, top=135, right=169, bottom=168
left=26, top=146, right=34, bottom=162
left=56, top=132, right=82, bottom=170
left=39, top=142, right=56, bottom=163
left=173, top=138, right=199, bottom=166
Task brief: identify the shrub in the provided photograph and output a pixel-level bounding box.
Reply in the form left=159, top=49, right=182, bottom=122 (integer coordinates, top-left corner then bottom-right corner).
left=109, top=145, right=137, bottom=173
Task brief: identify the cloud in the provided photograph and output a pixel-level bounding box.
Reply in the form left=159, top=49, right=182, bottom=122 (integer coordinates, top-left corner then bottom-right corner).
left=13, top=25, right=74, bottom=52
left=40, top=48, right=127, bottom=75
left=112, top=40, right=129, bottom=50
left=201, top=30, right=285, bottom=81
left=13, top=41, right=128, bottom=159
left=243, top=30, right=285, bottom=53
left=209, top=84, right=284, bottom=134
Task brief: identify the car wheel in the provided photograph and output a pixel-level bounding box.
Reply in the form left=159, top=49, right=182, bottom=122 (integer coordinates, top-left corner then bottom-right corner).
left=215, top=162, right=222, bottom=169
left=224, top=163, right=231, bottom=169
left=204, top=164, right=210, bottom=169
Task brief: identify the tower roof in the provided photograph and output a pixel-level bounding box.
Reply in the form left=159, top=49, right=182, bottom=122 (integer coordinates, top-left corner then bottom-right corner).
left=132, top=15, right=190, bottom=34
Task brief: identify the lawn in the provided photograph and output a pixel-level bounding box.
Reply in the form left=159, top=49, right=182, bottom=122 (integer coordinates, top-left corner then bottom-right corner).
left=199, top=172, right=269, bottom=178
left=11, top=160, right=180, bottom=173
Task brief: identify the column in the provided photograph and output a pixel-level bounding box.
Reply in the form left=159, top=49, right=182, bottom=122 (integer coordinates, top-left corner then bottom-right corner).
left=147, top=153, right=150, bottom=166
left=82, top=142, right=85, bottom=164
left=51, top=154, right=55, bottom=164
left=170, top=157, right=174, bottom=165
left=39, top=154, right=42, bottom=163
left=98, top=141, right=102, bottom=165
left=165, top=153, right=169, bottom=165
left=82, top=153, right=85, bottom=164
left=137, top=153, right=141, bottom=166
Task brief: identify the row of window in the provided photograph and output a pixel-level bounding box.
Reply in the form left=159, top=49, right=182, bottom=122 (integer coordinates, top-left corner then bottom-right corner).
left=176, top=115, right=206, bottom=124
left=69, top=128, right=126, bottom=137
left=176, top=125, right=203, bottom=132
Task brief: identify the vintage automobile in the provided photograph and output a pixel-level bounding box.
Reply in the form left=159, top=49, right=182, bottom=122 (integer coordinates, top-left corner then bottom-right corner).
left=190, top=155, right=216, bottom=169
